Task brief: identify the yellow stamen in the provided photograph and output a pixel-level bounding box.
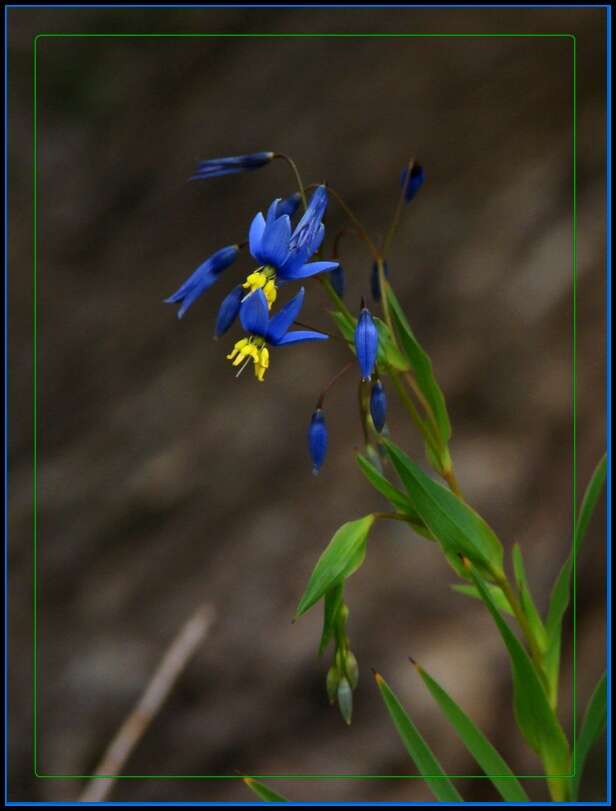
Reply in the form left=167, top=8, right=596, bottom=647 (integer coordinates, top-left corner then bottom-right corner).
left=242, top=267, right=278, bottom=309
left=227, top=337, right=270, bottom=381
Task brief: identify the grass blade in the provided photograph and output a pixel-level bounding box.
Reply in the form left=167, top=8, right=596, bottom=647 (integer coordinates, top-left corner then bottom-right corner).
left=412, top=661, right=529, bottom=801
left=373, top=670, right=463, bottom=802
left=243, top=777, right=288, bottom=802
left=572, top=672, right=607, bottom=800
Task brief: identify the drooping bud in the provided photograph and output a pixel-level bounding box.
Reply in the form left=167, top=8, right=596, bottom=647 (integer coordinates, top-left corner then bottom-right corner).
left=370, top=380, right=387, bottom=432
left=354, top=304, right=379, bottom=381
left=337, top=677, right=353, bottom=725
left=400, top=163, right=425, bottom=203
left=329, top=265, right=345, bottom=299
left=165, top=244, right=240, bottom=319
left=344, top=651, right=359, bottom=689
left=308, top=409, right=328, bottom=474
left=326, top=665, right=340, bottom=705
left=190, top=151, right=275, bottom=181
left=370, top=261, right=389, bottom=303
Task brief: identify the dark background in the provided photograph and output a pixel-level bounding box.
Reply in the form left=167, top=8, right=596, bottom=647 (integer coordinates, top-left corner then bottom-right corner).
left=8, top=5, right=607, bottom=804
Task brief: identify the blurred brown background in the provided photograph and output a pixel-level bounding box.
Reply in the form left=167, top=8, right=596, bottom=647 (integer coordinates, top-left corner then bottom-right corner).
left=8, top=5, right=607, bottom=804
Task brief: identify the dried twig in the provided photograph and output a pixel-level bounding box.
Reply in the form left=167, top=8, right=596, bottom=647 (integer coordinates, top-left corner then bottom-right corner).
left=79, top=604, right=215, bottom=802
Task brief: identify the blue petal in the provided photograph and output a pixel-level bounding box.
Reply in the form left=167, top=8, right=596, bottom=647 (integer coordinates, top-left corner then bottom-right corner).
left=308, top=409, right=328, bottom=474
left=249, top=212, right=266, bottom=261
left=190, top=151, right=274, bottom=180
left=214, top=285, right=243, bottom=337
left=354, top=307, right=379, bottom=380
left=259, top=214, right=291, bottom=269
left=165, top=245, right=238, bottom=318
left=273, top=329, right=329, bottom=346
left=329, top=265, right=345, bottom=298
left=266, top=287, right=305, bottom=344
left=240, top=289, right=270, bottom=337
left=280, top=260, right=339, bottom=281
left=400, top=164, right=425, bottom=203
left=273, top=192, right=302, bottom=219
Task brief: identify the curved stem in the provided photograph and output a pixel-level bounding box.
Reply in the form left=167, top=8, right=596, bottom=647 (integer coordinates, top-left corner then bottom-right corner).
left=308, top=183, right=381, bottom=262
left=382, top=157, right=415, bottom=258
left=273, top=153, right=308, bottom=210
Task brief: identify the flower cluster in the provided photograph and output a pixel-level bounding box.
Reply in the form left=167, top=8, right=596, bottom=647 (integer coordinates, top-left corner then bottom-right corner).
left=165, top=150, right=424, bottom=478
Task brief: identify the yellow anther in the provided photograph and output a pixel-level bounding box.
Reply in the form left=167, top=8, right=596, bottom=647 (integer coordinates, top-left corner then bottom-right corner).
left=227, top=337, right=270, bottom=381
left=243, top=270, right=267, bottom=291
left=263, top=280, right=277, bottom=307
left=242, top=267, right=277, bottom=309
left=226, top=338, right=248, bottom=362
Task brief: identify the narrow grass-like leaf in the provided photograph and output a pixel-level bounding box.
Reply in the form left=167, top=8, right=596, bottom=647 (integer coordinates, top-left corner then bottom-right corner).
left=572, top=672, right=607, bottom=800
left=512, top=544, right=548, bottom=653
left=356, top=453, right=433, bottom=539
left=374, top=671, right=463, bottom=802
left=545, top=455, right=607, bottom=700
left=384, top=439, right=504, bottom=579
left=451, top=584, right=514, bottom=616
left=413, top=662, right=529, bottom=801
left=296, top=515, right=375, bottom=617
left=470, top=569, right=570, bottom=800
left=387, top=285, right=451, bottom=442
left=319, top=582, right=344, bottom=655
left=243, top=777, right=288, bottom=802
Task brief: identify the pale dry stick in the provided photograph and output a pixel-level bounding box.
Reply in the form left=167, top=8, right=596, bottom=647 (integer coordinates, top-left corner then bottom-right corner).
left=79, top=604, right=215, bottom=803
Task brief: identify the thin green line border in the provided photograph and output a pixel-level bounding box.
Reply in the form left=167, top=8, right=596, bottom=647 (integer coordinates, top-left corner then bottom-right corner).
left=32, top=31, right=577, bottom=782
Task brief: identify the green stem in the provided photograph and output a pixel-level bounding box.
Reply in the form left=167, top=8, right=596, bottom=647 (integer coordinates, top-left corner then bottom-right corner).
left=497, top=574, right=549, bottom=690
left=382, top=157, right=414, bottom=258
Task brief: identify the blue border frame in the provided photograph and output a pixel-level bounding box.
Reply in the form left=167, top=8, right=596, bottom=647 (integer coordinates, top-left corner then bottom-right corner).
left=4, top=3, right=611, bottom=807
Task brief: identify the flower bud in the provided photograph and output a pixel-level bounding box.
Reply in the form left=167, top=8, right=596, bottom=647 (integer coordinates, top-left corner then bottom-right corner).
left=329, top=265, right=345, bottom=299
left=273, top=192, right=302, bottom=219
left=370, top=380, right=387, bottom=432
left=344, top=651, right=359, bottom=689
left=370, top=261, right=389, bottom=303
left=308, top=409, right=328, bottom=474
left=354, top=305, right=379, bottom=381
left=337, top=677, right=353, bottom=725
left=400, top=163, right=425, bottom=203
left=326, top=665, right=339, bottom=704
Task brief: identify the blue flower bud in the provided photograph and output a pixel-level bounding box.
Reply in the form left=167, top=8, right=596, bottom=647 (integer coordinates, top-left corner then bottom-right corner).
left=214, top=285, right=244, bottom=337
left=400, top=163, right=424, bottom=203
left=370, top=380, right=387, bottom=432
left=273, top=192, right=302, bottom=219
left=308, top=408, right=328, bottom=474
left=354, top=306, right=379, bottom=381
left=190, top=151, right=274, bottom=181
left=165, top=244, right=239, bottom=319
left=370, top=261, right=388, bottom=303
left=329, top=264, right=345, bottom=299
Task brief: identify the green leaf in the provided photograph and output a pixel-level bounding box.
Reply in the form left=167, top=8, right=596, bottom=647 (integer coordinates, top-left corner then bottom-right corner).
left=296, top=515, right=375, bottom=617
left=414, top=662, right=529, bottom=801
left=572, top=672, right=606, bottom=800
left=374, top=671, right=463, bottom=802
left=545, top=455, right=606, bottom=701
left=451, top=584, right=514, bottom=616
left=470, top=570, right=570, bottom=800
left=384, top=439, right=504, bottom=580
left=512, top=544, right=548, bottom=653
left=329, top=310, right=410, bottom=372
left=243, top=777, right=288, bottom=802
left=386, top=285, right=451, bottom=443
left=318, top=583, right=344, bottom=655
left=356, top=454, right=433, bottom=540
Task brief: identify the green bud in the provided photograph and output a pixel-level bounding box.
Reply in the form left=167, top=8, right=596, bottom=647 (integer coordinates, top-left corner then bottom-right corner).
left=344, top=650, right=359, bottom=689
left=338, top=603, right=350, bottom=627
left=326, top=666, right=339, bottom=704
left=337, top=676, right=353, bottom=725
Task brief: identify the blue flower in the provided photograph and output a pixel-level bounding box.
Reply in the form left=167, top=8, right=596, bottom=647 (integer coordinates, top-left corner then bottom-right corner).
left=227, top=287, right=328, bottom=381
left=354, top=304, right=379, bottom=381
left=165, top=244, right=239, bottom=319
left=214, top=285, right=244, bottom=337
left=329, top=264, right=345, bottom=299
left=243, top=185, right=339, bottom=308
left=190, top=151, right=274, bottom=181
left=370, top=380, right=387, bottom=432
left=370, top=261, right=388, bottom=303
left=308, top=409, right=328, bottom=474
left=400, top=163, right=424, bottom=203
